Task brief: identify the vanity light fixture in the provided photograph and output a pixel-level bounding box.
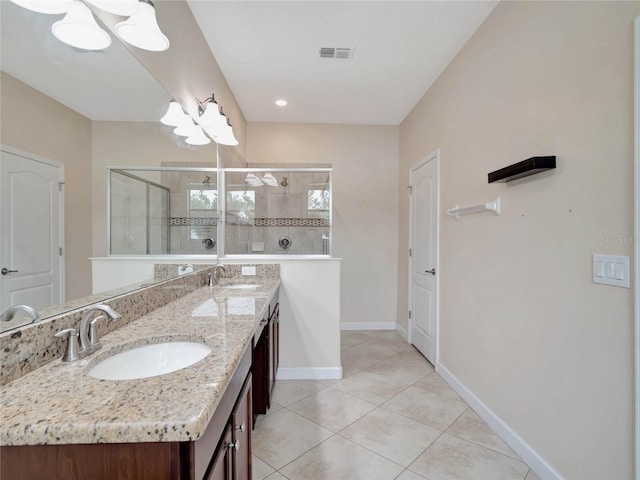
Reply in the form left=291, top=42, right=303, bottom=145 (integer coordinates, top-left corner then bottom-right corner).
left=52, top=0, right=112, bottom=51
left=11, top=0, right=169, bottom=52
left=275, top=99, right=288, bottom=107
left=115, top=0, right=169, bottom=52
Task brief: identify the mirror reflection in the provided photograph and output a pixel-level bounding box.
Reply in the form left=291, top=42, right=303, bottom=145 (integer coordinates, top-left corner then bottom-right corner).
left=0, top=1, right=216, bottom=332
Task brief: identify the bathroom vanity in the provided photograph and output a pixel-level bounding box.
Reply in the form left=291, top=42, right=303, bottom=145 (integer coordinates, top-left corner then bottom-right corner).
left=0, top=275, right=280, bottom=480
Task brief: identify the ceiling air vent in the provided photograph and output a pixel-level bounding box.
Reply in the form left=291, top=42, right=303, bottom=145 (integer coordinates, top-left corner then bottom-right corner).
left=319, top=47, right=354, bottom=59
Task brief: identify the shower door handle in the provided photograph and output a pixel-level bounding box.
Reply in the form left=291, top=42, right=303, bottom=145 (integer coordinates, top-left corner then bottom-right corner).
left=1, top=268, right=18, bottom=275
left=425, top=268, right=436, bottom=275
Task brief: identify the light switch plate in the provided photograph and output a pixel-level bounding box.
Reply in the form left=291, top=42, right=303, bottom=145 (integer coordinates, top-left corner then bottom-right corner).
left=242, top=266, right=256, bottom=276
left=593, top=254, right=630, bottom=288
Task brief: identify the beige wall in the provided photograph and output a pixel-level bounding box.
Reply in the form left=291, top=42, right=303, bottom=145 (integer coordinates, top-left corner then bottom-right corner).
left=1, top=72, right=92, bottom=301
left=91, top=121, right=217, bottom=257
left=398, top=2, right=639, bottom=478
left=247, top=123, right=399, bottom=329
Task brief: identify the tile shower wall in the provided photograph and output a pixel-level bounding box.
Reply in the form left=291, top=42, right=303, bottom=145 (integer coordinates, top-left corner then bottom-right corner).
left=161, top=164, right=219, bottom=255
left=225, top=170, right=330, bottom=255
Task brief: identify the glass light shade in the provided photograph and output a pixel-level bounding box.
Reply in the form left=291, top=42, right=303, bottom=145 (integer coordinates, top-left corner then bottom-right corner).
left=10, top=0, right=73, bottom=14
left=186, top=127, right=211, bottom=146
left=115, top=1, right=169, bottom=52
left=85, top=0, right=139, bottom=16
left=244, top=173, right=263, bottom=186
left=52, top=1, right=111, bottom=51
left=214, top=122, right=239, bottom=146
left=160, top=101, right=187, bottom=127
left=173, top=117, right=199, bottom=137
left=198, top=101, right=226, bottom=130
left=262, top=173, right=278, bottom=187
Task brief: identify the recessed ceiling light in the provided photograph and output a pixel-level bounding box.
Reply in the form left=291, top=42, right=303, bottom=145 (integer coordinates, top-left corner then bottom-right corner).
left=275, top=99, right=288, bottom=107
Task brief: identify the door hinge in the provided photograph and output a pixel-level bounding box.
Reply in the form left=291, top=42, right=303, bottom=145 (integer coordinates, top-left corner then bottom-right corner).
left=59, top=247, right=63, bottom=256
left=58, top=182, right=65, bottom=191
left=407, top=185, right=413, bottom=194
left=409, top=248, right=412, bottom=257
left=408, top=310, right=412, bottom=319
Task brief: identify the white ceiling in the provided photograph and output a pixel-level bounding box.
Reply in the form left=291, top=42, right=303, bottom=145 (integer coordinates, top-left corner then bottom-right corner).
left=188, top=0, right=498, bottom=125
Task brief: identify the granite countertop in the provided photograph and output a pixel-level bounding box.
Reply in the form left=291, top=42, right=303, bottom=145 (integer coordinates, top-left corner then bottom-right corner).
left=0, top=278, right=280, bottom=446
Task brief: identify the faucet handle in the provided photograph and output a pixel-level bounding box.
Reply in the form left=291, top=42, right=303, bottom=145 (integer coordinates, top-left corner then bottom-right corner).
left=89, top=315, right=106, bottom=351
left=54, top=328, right=82, bottom=363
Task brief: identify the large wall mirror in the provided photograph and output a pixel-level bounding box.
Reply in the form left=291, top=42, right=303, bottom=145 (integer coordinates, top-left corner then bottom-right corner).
left=0, top=1, right=217, bottom=332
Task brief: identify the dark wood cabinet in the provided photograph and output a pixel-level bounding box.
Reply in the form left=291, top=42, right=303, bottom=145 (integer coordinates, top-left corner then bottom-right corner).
left=203, top=373, right=252, bottom=480
left=252, top=289, right=279, bottom=427
left=1, top=347, right=254, bottom=480
left=205, top=424, right=233, bottom=480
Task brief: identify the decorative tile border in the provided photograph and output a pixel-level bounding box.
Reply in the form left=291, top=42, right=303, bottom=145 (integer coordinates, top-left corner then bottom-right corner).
left=169, top=217, right=218, bottom=226
left=169, top=217, right=329, bottom=227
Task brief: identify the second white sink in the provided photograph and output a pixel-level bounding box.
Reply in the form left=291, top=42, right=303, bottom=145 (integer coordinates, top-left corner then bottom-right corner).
left=87, top=341, right=211, bottom=380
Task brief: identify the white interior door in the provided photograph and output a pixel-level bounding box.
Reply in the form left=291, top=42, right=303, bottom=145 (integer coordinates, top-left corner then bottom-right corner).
left=409, top=152, right=439, bottom=364
left=0, top=148, right=64, bottom=313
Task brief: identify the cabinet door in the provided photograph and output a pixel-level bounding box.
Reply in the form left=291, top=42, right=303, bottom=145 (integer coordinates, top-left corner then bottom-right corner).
left=270, top=303, right=279, bottom=395
left=252, top=322, right=269, bottom=425
left=232, top=375, right=252, bottom=480
left=205, top=425, right=233, bottom=480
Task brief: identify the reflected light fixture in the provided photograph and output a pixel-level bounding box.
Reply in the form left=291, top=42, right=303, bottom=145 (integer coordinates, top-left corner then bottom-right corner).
left=161, top=100, right=189, bottom=127
left=262, top=173, right=278, bottom=187
left=244, top=173, right=264, bottom=187
left=186, top=127, right=211, bottom=146
left=197, top=94, right=227, bottom=132
left=115, top=0, right=169, bottom=52
left=161, top=96, right=239, bottom=147
left=215, top=118, right=239, bottom=146
left=52, top=0, right=112, bottom=51
left=275, top=99, right=288, bottom=107
left=10, top=0, right=73, bottom=14
left=173, top=116, right=200, bottom=137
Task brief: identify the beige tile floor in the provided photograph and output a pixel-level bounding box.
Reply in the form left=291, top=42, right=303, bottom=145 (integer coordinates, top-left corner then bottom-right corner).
left=252, top=330, right=541, bottom=480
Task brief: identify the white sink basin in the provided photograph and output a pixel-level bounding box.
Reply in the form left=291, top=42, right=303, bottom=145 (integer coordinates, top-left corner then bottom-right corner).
left=87, top=341, right=211, bottom=380
left=222, top=284, right=259, bottom=290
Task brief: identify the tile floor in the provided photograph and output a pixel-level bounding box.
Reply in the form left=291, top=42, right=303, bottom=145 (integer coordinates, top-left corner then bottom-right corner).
left=252, top=330, right=540, bottom=480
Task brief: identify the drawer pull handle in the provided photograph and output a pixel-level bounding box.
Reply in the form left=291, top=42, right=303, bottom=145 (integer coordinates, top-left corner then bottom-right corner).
left=235, top=422, right=246, bottom=433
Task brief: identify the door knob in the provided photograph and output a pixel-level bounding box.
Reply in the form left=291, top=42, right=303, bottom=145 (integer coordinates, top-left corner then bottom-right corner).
left=1, top=268, right=18, bottom=275
left=425, top=268, right=436, bottom=275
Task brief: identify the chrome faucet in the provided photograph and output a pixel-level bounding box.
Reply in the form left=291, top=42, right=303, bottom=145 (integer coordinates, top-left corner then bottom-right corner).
left=78, top=305, right=120, bottom=355
left=54, top=304, right=120, bottom=363
left=209, top=264, right=227, bottom=286
left=0, top=305, right=39, bottom=323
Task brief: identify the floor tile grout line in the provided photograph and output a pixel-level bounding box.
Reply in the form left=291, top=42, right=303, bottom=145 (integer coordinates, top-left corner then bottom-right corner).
left=442, top=406, right=526, bottom=463
left=259, top=331, right=534, bottom=479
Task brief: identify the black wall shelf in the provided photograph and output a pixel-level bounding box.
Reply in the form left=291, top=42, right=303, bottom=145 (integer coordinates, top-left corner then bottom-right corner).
left=488, top=156, right=556, bottom=183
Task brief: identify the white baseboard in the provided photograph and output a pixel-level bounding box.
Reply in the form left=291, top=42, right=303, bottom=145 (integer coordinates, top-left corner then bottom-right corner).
left=396, top=323, right=408, bottom=341
left=276, top=367, right=343, bottom=380
left=341, top=322, right=397, bottom=331
left=437, top=364, right=563, bottom=480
